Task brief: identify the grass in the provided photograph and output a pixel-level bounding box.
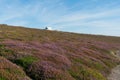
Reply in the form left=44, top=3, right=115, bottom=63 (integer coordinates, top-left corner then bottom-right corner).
left=69, top=65, right=106, bottom=80
left=0, top=76, right=6, bottom=80
left=0, top=44, right=14, bottom=58
left=14, top=56, right=38, bottom=69
left=0, top=57, right=31, bottom=80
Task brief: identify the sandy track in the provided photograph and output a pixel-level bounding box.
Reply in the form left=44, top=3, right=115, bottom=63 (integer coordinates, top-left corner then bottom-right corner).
left=107, top=65, right=120, bottom=80
left=107, top=50, right=120, bottom=80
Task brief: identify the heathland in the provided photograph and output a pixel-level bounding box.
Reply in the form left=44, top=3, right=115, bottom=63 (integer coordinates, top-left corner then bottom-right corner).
left=0, top=24, right=120, bottom=80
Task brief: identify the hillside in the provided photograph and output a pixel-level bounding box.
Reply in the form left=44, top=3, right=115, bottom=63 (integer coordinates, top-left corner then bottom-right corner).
left=0, top=24, right=120, bottom=80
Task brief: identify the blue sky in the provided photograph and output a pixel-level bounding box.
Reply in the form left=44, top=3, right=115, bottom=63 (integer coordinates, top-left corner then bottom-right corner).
left=0, top=0, right=120, bottom=36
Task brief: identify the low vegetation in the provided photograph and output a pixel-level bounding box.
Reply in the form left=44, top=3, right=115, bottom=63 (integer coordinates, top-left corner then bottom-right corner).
left=0, top=24, right=120, bottom=80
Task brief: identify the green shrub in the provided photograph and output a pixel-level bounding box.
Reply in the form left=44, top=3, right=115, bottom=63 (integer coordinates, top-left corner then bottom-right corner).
left=0, top=76, right=7, bottom=80
left=14, top=56, right=38, bottom=69
left=0, top=44, right=14, bottom=57
left=68, top=65, right=91, bottom=80
left=88, top=68, right=106, bottom=80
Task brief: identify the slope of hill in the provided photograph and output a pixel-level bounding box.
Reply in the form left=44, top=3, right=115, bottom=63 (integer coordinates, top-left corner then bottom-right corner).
left=0, top=24, right=120, bottom=80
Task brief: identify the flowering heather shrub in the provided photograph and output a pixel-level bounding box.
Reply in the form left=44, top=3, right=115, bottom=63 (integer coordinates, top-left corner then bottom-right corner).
left=39, top=51, right=71, bottom=70
left=27, top=61, right=74, bottom=80
left=3, top=40, right=40, bottom=51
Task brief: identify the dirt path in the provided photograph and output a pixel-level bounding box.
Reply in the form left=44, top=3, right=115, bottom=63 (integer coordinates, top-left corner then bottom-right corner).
left=107, top=50, right=120, bottom=80
left=107, top=65, right=120, bottom=80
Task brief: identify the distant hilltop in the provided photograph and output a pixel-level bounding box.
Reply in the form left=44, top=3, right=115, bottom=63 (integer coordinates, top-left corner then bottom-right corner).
left=0, top=24, right=8, bottom=26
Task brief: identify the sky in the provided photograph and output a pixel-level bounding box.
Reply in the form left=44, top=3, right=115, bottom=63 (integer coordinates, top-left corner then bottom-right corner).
left=0, top=0, right=120, bottom=36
